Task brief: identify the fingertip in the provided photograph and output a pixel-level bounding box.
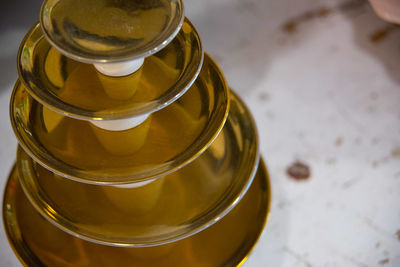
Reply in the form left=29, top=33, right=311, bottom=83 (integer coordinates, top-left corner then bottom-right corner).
left=369, top=0, right=400, bottom=24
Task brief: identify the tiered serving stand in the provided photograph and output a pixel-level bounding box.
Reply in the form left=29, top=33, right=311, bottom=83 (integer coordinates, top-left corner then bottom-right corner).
left=3, top=0, right=271, bottom=266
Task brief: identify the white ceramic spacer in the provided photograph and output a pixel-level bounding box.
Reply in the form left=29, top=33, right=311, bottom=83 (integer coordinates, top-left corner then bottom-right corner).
left=112, top=178, right=157, bottom=189
left=94, top=57, right=145, bottom=77
left=91, top=113, right=149, bottom=131
left=92, top=57, right=151, bottom=186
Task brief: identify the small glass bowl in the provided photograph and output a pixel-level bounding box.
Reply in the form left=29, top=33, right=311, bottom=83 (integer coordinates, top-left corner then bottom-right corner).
left=18, top=18, right=202, bottom=120
left=40, top=0, right=184, bottom=63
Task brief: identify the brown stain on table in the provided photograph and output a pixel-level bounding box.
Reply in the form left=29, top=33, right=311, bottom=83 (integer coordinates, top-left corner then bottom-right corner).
left=281, top=0, right=366, bottom=34
left=282, top=7, right=332, bottom=33
left=379, top=259, right=389, bottom=265
left=370, top=25, right=399, bottom=43
left=392, top=148, right=400, bottom=158
left=280, top=0, right=399, bottom=45
left=287, top=161, right=311, bottom=181
left=335, top=137, right=344, bottom=147
left=281, top=0, right=400, bottom=44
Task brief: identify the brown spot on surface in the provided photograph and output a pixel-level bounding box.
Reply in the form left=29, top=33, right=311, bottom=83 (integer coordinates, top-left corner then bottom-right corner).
left=370, top=25, right=399, bottom=43
left=335, top=137, right=343, bottom=147
left=396, top=229, right=400, bottom=241
left=281, top=0, right=366, bottom=34
left=283, top=21, right=297, bottom=33
left=281, top=7, right=332, bottom=34
left=376, top=242, right=381, bottom=248
left=370, top=30, right=388, bottom=43
left=287, top=161, right=311, bottom=181
left=392, top=148, right=400, bottom=158
left=379, top=259, right=389, bottom=265
left=317, top=7, right=332, bottom=17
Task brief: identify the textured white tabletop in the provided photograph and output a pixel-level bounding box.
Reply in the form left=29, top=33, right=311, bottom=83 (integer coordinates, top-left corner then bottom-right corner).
left=0, top=0, right=399, bottom=266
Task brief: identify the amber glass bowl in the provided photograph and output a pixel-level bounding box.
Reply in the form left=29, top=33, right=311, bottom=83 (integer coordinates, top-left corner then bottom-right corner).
left=4, top=159, right=270, bottom=266
left=18, top=18, right=202, bottom=120
left=40, top=0, right=184, bottom=63
left=17, top=90, right=259, bottom=246
left=11, top=54, right=228, bottom=184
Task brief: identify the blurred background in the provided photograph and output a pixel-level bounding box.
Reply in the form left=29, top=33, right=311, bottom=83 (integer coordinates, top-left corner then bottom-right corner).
left=0, top=0, right=399, bottom=266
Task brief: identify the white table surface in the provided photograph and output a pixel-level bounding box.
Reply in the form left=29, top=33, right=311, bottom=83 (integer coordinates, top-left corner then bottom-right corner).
left=0, top=0, right=399, bottom=266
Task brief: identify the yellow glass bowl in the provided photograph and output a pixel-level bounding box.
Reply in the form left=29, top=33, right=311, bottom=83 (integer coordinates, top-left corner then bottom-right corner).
left=40, top=0, right=184, bottom=63
left=18, top=18, right=202, bottom=120
left=11, top=54, right=228, bottom=184
left=17, top=90, right=259, bottom=246
left=3, top=159, right=270, bottom=266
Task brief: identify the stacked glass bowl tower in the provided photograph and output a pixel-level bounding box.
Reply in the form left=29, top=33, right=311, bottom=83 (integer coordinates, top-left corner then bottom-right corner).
left=3, top=0, right=271, bottom=266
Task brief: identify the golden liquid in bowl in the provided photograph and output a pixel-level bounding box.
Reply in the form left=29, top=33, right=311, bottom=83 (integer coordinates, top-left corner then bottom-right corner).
left=4, top=159, right=270, bottom=266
